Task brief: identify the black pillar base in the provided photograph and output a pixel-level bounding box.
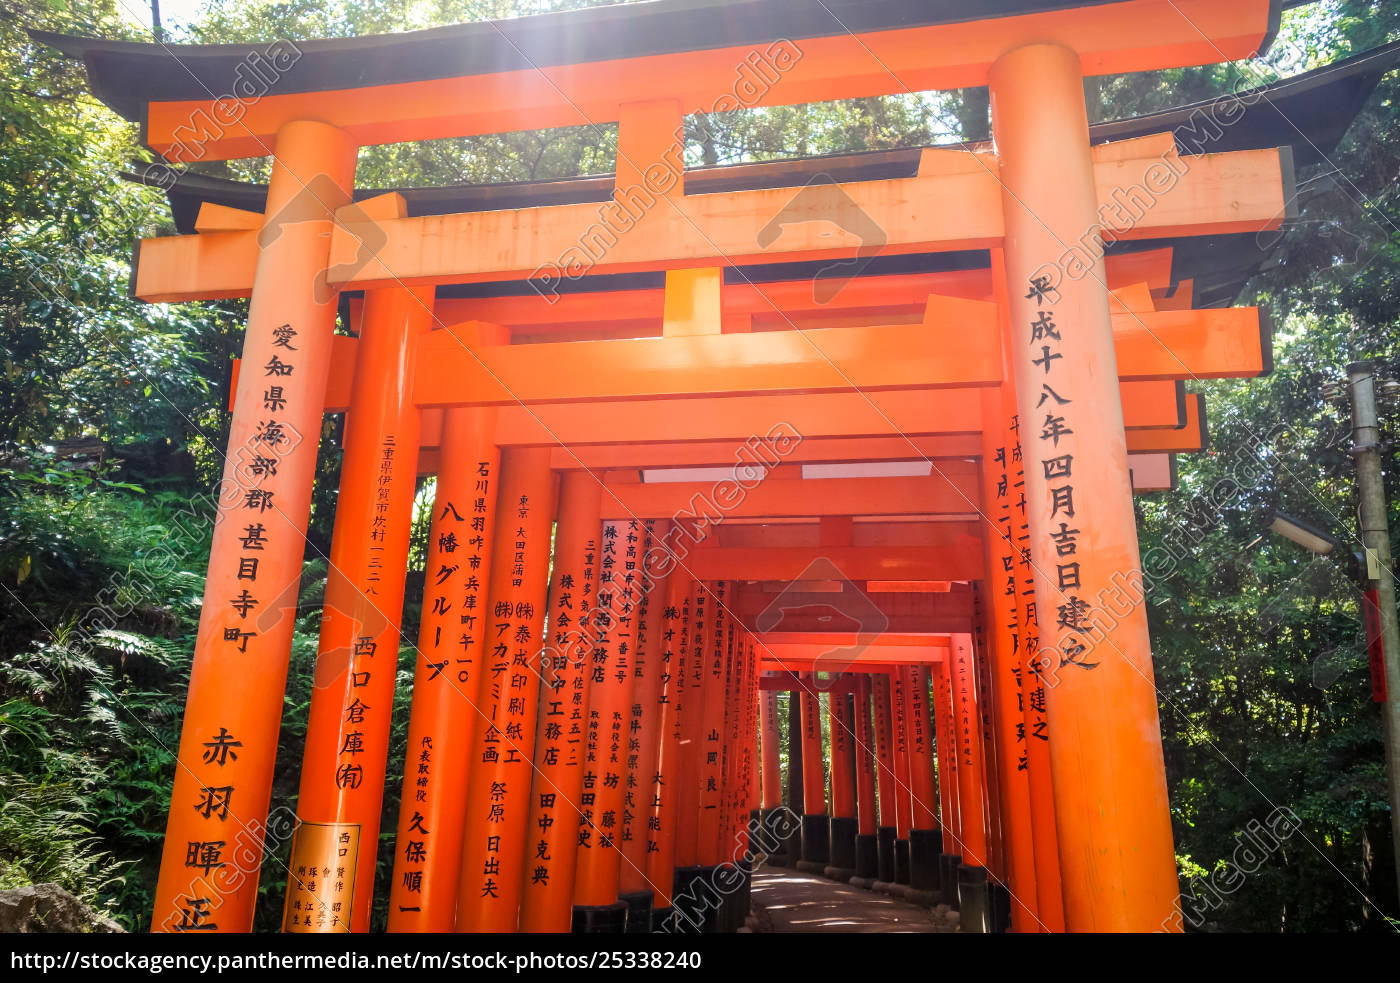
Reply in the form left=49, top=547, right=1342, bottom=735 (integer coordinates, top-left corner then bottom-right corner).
left=909, top=827, right=941, bottom=896
left=651, top=905, right=672, bottom=933
left=800, top=813, right=830, bottom=866
left=854, top=833, right=879, bottom=881
left=940, top=854, right=962, bottom=909
left=989, top=881, right=1012, bottom=933
left=894, top=837, right=911, bottom=885
left=761, top=806, right=795, bottom=868
left=957, top=864, right=990, bottom=933
left=668, top=866, right=708, bottom=934
left=736, top=858, right=753, bottom=922
left=703, top=866, right=726, bottom=933
left=779, top=811, right=804, bottom=866
left=572, top=901, right=627, bottom=933
left=825, top=816, right=858, bottom=880
left=759, top=808, right=792, bottom=866
left=875, top=826, right=897, bottom=883
left=714, top=861, right=752, bottom=933
left=619, top=890, right=653, bottom=934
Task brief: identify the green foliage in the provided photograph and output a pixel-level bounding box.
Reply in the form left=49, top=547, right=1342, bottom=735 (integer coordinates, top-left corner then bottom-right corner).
left=0, top=459, right=211, bottom=926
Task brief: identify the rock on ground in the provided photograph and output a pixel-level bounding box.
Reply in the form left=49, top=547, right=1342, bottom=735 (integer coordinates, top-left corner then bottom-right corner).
left=0, top=883, right=125, bottom=933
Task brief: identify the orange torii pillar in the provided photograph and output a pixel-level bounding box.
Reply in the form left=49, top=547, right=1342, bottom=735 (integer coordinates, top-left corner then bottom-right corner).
left=740, top=633, right=763, bottom=921
left=851, top=675, right=881, bottom=883
left=617, top=520, right=672, bottom=933
left=453, top=447, right=555, bottom=932
left=797, top=676, right=829, bottom=870
left=890, top=667, right=913, bottom=886
left=871, top=673, right=898, bottom=883
left=150, top=120, right=356, bottom=935
left=991, top=43, right=1180, bottom=931
left=905, top=666, right=943, bottom=906
left=715, top=618, right=756, bottom=931
left=571, top=518, right=645, bottom=932
left=516, top=471, right=600, bottom=932
left=950, top=633, right=992, bottom=932
left=826, top=678, right=859, bottom=880
left=746, top=667, right=762, bottom=857
left=978, top=379, right=1039, bottom=935
left=667, top=579, right=709, bottom=932
left=645, top=568, right=695, bottom=932
left=758, top=682, right=791, bottom=866
left=387, top=404, right=501, bottom=931
left=280, top=284, right=428, bottom=932
left=688, top=581, right=732, bottom=932
left=996, top=310, right=1068, bottom=933
left=1018, top=497, right=1068, bottom=934
left=783, top=674, right=805, bottom=861
left=671, top=579, right=729, bottom=933
left=932, top=659, right=962, bottom=904
left=716, top=612, right=737, bottom=860
left=973, top=616, right=1008, bottom=924
left=973, top=595, right=1013, bottom=932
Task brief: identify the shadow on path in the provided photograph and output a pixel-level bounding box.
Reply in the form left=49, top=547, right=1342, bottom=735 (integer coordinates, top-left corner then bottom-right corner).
left=749, top=867, right=954, bottom=933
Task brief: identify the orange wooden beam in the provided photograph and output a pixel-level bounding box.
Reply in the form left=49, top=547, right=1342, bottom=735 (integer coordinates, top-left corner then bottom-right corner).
left=367, top=379, right=1178, bottom=444
left=758, top=632, right=948, bottom=649
left=327, top=150, right=1285, bottom=290
left=679, top=542, right=983, bottom=582
left=1114, top=308, right=1268, bottom=380
left=493, top=389, right=985, bottom=445
left=429, top=253, right=1172, bottom=330
left=331, top=153, right=1002, bottom=290
left=404, top=309, right=1250, bottom=407
left=412, top=295, right=1001, bottom=406
left=755, top=644, right=947, bottom=668
left=311, top=313, right=1245, bottom=415
left=412, top=420, right=1188, bottom=470
left=600, top=473, right=978, bottom=520
left=141, top=0, right=1272, bottom=162
left=1126, top=394, right=1207, bottom=452
left=131, top=146, right=1284, bottom=302
left=543, top=435, right=986, bottom=471
left=732, top=592, right=974, bottom=635
left=710, top=521, right=978, bottom=550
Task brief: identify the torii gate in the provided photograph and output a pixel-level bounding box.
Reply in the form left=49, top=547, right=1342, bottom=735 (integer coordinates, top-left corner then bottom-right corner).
left=41, top=0, right=1297, bottom=934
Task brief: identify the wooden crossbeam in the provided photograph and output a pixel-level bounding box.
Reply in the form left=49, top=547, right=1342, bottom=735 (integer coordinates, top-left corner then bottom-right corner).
left=540, top=435, right=988, bottom=471
left=753, top=643, right=946, bottom=669
left=327, top=149, right=1287, bottom=289
left=373, top=308, right=1258, bottom=408
left=1124, top=394, right=1208, bottom=452
left=1114, top=308, right=1269, bottom=379
left=130, top=146, right=1287, bottom=302
left=308, top=307, right=1248, bottom=415
left=759, top=632, right=944, bottom=649
left=416, top=253, right=1173, bottom=331
left=413, top=392, right=1199, bottom=467
left=680, top=541, right=983, bottom=581
left=710, top=521, right=979, bottom=550
left=731, top=587, right=975, bottom=634
left=412, top=295, right=1001, bottom=406
left=138, top=0, right=1272, bottom=162
left=759, top=673, right=870, bottom=692
left=600, top=473, right=978, bottom=519
left=383, top=378, right=1182, bottom=440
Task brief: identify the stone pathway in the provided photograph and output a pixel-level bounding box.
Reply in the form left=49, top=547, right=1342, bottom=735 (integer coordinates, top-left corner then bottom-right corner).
left=747, top=867, right=958, bottom=933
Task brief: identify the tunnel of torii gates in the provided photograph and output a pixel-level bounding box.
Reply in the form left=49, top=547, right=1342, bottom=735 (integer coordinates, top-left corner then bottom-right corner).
left=39, top=0, right=1400, bottom=935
